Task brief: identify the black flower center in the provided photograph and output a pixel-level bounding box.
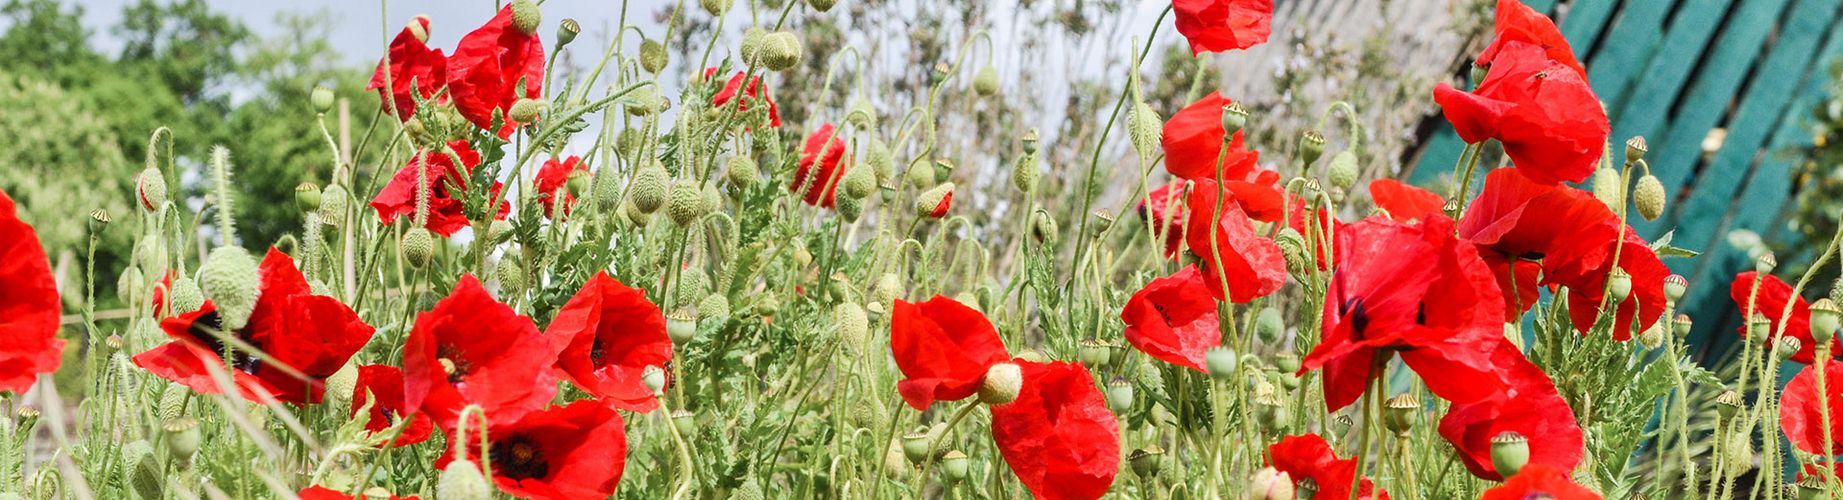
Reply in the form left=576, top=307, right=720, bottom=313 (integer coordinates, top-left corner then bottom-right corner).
left=490, top=434, right=550, bottom=480
left=1342, top=298, right=1369, bottom=340
left=184, top=310, right=261, bottom=374
left=436, top=343, right=474, bottom=383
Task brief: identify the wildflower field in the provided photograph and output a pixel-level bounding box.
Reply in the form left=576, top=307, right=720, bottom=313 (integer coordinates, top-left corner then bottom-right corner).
left=2, top=0, right=1841, bottom=498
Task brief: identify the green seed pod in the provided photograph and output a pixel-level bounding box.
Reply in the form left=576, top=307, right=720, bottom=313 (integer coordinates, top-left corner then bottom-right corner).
left=199, top=246, right=260, bottom=331
left=1384, top=394, right=1419, bottom=435
left=1715, top=390, right=1743, bottom=419
left=901, top=430, right=933, bottom=465
left=1625, top=136, right=1649, bottom=164
left=1608, top=268, right=1632, bottom=303
left=319, top=183, right=350, bottom=227
left=640, top=39, right=669, bottom=74
left=1673, top=313, right=1693, bottom=339
left=1664, top=274, right=1688, bottom=303
left=1221, top=102, right=1249, bottom=135
left=509, top=98, right=547, bottom=124
left=667, top=181, right=706, bottom=227
left=556, top=18, right=581, bottom=47
left=437, top=460, right=492, bottom=500
left=630, top=162, right=670, bottom=213
left=294, top=182, right=322, bottom=213
left=162, top=417, right=201, bottom=461
left=941, top=450, right=969, bottom=482
left=972, top=65, right=999, bottom=97
left=137, top=168, right=168, bottom=213
left=1105, top=377, right=1134, bottom=413
left=1128, top=101, right=1162, bottom=158
left=726, top=156, right=760, bottom=189
left=1078, top=339, right=1112, bottom=367
left=1633, top=174, right=1665, bottom=221
left=1758, top=252, right=1779, bottom=274
left=1327, top=151, right=1359, bottom=191
left=1128, top=447, right=1165, bottom=479
left=402, top=228, right=435, bottom=269
left=1489, top=431, right=1529, bottom=478
left=1812, top=298, right=1841, bottom=344
left=666, top=309, right=697, bottom=344
left=1300, top=130, right=1326, bottom=166
left=310, top=85, right=335, bottom=114
left=642, top=365, right=667, bottom=393
left=762, top=32, right=803, bottom=71
left=700, top=0, right=732, bottom=15
left=509, top=0, right=542, bottom=35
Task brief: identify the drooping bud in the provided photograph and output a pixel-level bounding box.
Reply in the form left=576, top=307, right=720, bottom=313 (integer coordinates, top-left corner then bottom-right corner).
left=137, top=168, right=168, bottom=213
left=509, top=98, right=547, bottom=124
left=978, top=363, right=1023, bottom=404
left=842, top=160, right=877, bottom=200
left=630, top=162, right=670, bottom=213
left=740, top=28, right=769, bottom=67
left=1327, top=151, right=1359, bottom=191
left=836, top=302, right=868, bottom=356
left=319, top=183, right=350, bottom=226
left=1299, top=130, right=1326, bottom=166
left=1633, top=174, right=1666, bottom=221
left=199, top=246, right=260, bottom=331
left=405, top=15, right=431, bottom=42
left=668, top=181, right=707, bottom=227
left=437, top=459, right=491, bottom=500
left=1638, top=323, right=1664, bottom=350
left=1490, top=431, right=1530, bottom=478
left=762, top=32, right=804, bottom=72
left=698, top=294, right=731, bottom=326
left=915, top=182, right=953, bottom=218
left=496, top=258, right=525, bottom=295
left=1625, top=136, right=1649, bottom=164
left=556, top=18, right=580, bottom=47
left=701, top=0, right=732, bottom=15
left=907, top=160, right=937, bottom=188
left=1664, top=274, right=1688, bottom=303
left=972, top=65, right=999, bottom=97
left=1031, top=209, right=1059, bottom=244
left=1128, top=101, right=1162, bottom=157
left=509, top=0, right=542, bottom=35
left=1592, top=166, right=1623, bottom=212
left=640, top=39, right=668, bottom=73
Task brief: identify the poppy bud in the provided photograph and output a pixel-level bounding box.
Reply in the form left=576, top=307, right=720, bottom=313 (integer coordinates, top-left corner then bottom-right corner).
left=836, top=194, right=865, bottom=222
left=509, top=98, right=547, bottom=124
left=1591, top=167, right=1623, bottom=212
left=310, top=85, right=335, bottom=114
left=163, top=416, right=201, bottom=461
left=1128, top=101, right=1162, bottom=158
left=740, top=28, right=770, bottom=66
left=1673, top=314, right=1693, bottom=338
left=1384, top=394, right=1419, bottom=435
left=1663, top=274, right=1688, bottom=303
left=668, top=181, right=707, bottom=227
left=1813, top=298, right=1841, bottom=344
left=1221, top=102, right=1248, bottom=135
left=133, top=168, right=169, bottom=214
left=1128, top=447, right=1165, bottom=479
left=438, top=459, right=491, bottom=500
left=872, top=273, right=902, bottom=309
left=1300, top=130, right=1326, bottom=166
left=762, top=32, right=803, bottom=72
left=1638, top=323, right=1664, bottom=350
left=625, top=86, right=669, bottom=116
left=1723, top=430, right=1753, bottom=479
left=901, top=430, right=933, bottom=465
left=496, top=258, right=525, bottom=295
left=1327, top=151, right=1359, bottom=191
left=123, top=440, right=162, bottom=499
left=1012, top=153, right=1039, bottom=194
left=1625, top=136, right=1649, bottom=164
left=1757, top=252, right=1778, bottom=274
left=640, top=39, right=668, bottom=74
left=200, top=246, right=260, bottom=330
left=1776, top=336, right=1803, bottom=360
left=1031, top=209, right=1059, bottom=245
left=940, top=450, right=969, bottom=482
left=915, top=182, right=954, bottom=218
left=1204, top=346, right=1238, bottom=380
left=846, top=97, right=877, bottom=130
left=1248, top=467, right=1294, bottom=500
left=509, top=0, right=541, bottom=35
left=701, top=0, right=732, bottom=15
left=1077, top=339, right=1111, bottom=367
left=834, top=302, right=868, bottom=355
left=1633, top=174, right=1666, bottom=221
left=842, top=161, right=877, bottom=200
left=972, top=65, right=999, bottom=97
left=865, top=136, right=894, bottom=181
left=667, top=308, right=698, bottom=345
left=808, top=0, right=837, bottom=12
left=1255, top=307, right=1284, bottom=344
left=167, top=277, right=204, bottom=315
left=402, top=227, right=435, bottom=269
left=1607, top=267, right=1632, bottom=303
left=326, top=361, right=358, bottom=411
left=699, top=294, right=731, bottom=325
left=1105, top=377, right=1134, bottom=413
left=405, top=14, right=431, bottom=42
left=1715, top=390, right=1744, bottom=419
left=907, top=160, right=937, bottom=188
left=630, top=162, right=670, bottom=213
left=320, top=183, right=350, bottom=226
left=556, top=18, right=580, bottom=47
left=975, top=362, right=1023, bottom=405
left=642, top=365, right=667, bottom=394
left=1490, top=431, right=1529, bottom=478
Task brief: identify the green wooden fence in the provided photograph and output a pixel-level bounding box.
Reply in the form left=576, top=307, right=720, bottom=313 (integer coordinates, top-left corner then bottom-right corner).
left=1406, top=0, right=1843, bottom=360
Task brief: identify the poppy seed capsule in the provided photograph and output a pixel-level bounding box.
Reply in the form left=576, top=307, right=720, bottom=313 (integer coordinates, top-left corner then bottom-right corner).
left=1757, top=252, right=1778, bottom=274
left=1775, top=336, right=1803, bottom=361
left=1715, top=390, right=1744, bottom=419
left=972, top=65, right=999, bottom=97
left=666, top=309, right=697, bottom=344
left=1300, top=130, right=1327, bottom=166
left=1128, top=447, right=1165, bottom=479
left=1249, top=467, right=1294, bottom=500
left=509, top=0, right=541, bottom=35
left=1078, top=339, right=1112, bottom=367
left=1105, top=377, right=1134, bottom=413
left=978, top=363, right=1023, bottom=405
left=309, top=85, right=335, bottom=114
left=1205, top=346, right=1238, bottom=379
left=556, top=18, right=580, bottom=47
left=1255, top=307, right=1284, bottom=344
left=1811, top=298, right=1841, bottom=343
left=162, top=417, right=201, bottom=460
left=402, top=228, right=435, bottom=269
left=639, top=39, right=668, bottom=73
left=901, top=430, right=933, bottom=465
left=1384, top=394, right=1419, bottom=434
left=1489, top=431, right=1530, bottom=478
left=294, top=182, right=322, bottom=213
left=642, top=365, right=667, bottom=394
left=1664, top=274, right=1688, bottom=303
left=1607, top=268, right=1632, bottom=303
left=940, top=450, right=969, bottom=481
left=1221, top=102, right=1248, bottom=135
left=1672, top=314, right=1693, bottom=338
left=1625, top=136, right=1649, bottom=164
left=1633, top=174, right=1665, bottom=221
left=437, top=460, right=491, bottom=500
left=1747, top=314, right=1772, bottom=341
left=1254, top=392, right=1287, bottom=429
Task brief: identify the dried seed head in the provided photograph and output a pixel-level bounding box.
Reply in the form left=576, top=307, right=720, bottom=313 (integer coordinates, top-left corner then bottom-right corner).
left=1128, top=447, right=1165, bottom=479
left=1625, top=136, right=1649, bottom=163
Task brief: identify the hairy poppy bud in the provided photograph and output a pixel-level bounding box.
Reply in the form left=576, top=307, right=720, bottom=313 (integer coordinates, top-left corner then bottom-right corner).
left=630, top=163, right=670, bottom=213
left=319, top=183, right=350, bottom=226
left=1664, top=274, right=1688, bottom=303
left=978, top=363, right=1023, bottom=404
left=1300, top=130, right=1326, bottom=166
left=808, top=0, right=837, bottom=12
left=1607, top=268, right=1632, bottom=303
left=701, top=0, right=732, bottom=15
left=1013, top=153, right=1039, bottom=194
left=509, top=98, right=547, bottom=124
left=200, top=246, right=260, bottom=330
left=1490, top=431, right=1529, bottom=478
left=1812, top=298, right=1841, bottom=344
left=640, top=39, right=668, bottom=74
left=486, top=219, right=514, bottom=245
left=940, top=450, right=969, bottom=482
left=666, top=308, right=697, bottom=344
left=717, top=157, right=758, bottom=191
left=1327, top=151, right=1359, bottom=192
left=846, top=97, right=877, bottom=130
left=642, top=365, right=667, bottom=394
left=1673, top=314, right=1693, bottom=338
left=1249, top=467, right=1294, bottom=500
left=1633, top=174, right=1665, bottom=221
left=901, top=429, right=933, bottom=465
left=1638, top=323, right=1664, bottom=350
left=1204, top=346, right=1238, bottom=380
left=405, top=14, right=431, bottom=42
left=1105, top=377, right=1134, bottom=413
left=124, top=440, right=163, bottom=499
left=1221, top=102, right=1248, bottom=135
left=1031, top=209, right=1059, bottom=244
left=1591, top=167, right=1622, bottom=212
left=1128, top=447, right=1165, bottom=479
left=762, top=32, right=803, bottom=72
left=1757, top=252, right=1778, bottom=274
left=496, top=259, right=525, bottom=297
left=842, top=161, right=877, bottom=200
left=136, top=168, right=168, bottom=213
left=163, top=417, right=201, bottom=461
left=836, top=193, right=864, bottom=222
left=402, top=228, right=435, bottom=269
left=1776, top=336, right=1803, bottom=360
left=167, top=277, right=204, bottom=315
left=1128, top=101, right=1162, bottom=158
left=1625, top=136, right=1649, bottom=164
left=668, top=181, right=706, bottom=227
left=915, top=182, right=953, bottom=218
left=698, top=293, right=730, bottom=323
left=556, top=18, right=580, bottom=47
left=510, top=0, right=541, bottom=35
left=438, top=460, right=491, bottom=500
left=872, top=273, right=902, bottom=309
left=310, top=85, right=335, bottom=114
left=1255, top=307, right=1284, bottom=344
left=740, top=28, right=769, bottom=66
left=1715, top=390, right=1744, bottom=419
left=836, top=302, right=868, bottom=355
left=907, top=160, right=937, bottom=188
left=972, top=65, right=999, bottom=97
left=1723, top=430, right=1752, bottom=479
left=325, top=361, right=358, bottom=411
left=1384, top=394, right=1419, bottom=435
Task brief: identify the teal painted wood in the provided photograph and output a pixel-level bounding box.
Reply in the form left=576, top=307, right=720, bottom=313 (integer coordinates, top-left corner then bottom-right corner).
left=1628, top=0, right=1793, bottom=240
left=1584, top=0, right=1680, bottom=123
left=1558, top=0, right=1620, bottom=68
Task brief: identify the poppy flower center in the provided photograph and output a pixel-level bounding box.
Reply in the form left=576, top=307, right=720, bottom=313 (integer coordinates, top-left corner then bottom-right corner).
left=1341, top=298, right=1370, bottom=340
left=184, top=310, right=261, bottom=374
left=590, top=336, right=608, bottom=366
left=489, top=434, right=549, bottom=480
left=435, top=343, right=475, bottom=382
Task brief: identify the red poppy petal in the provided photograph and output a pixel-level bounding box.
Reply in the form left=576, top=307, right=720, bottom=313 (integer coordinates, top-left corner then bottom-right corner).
left=1161, top=92, right=1262, bottom=182
left=404, top=275, right=559, bottom=429
left=1367, top=179, right=1445, bottom=222
left=890, top=296, right=1009, bottom=410
left=1172, top=0, right=1274, bottom=54
left=1475, top=0, right=1586, bottom=78
left=792, top=124, right=852, bottom=207
left=0, top=190, right=63, bottom=392
left=1122, top=265, right=1221, bottom=372
left=544, top=271, right=671, bottom=412
left=990, top=360, right=1120, bottom=500
left=1478, top=464, right=1600, bottom=500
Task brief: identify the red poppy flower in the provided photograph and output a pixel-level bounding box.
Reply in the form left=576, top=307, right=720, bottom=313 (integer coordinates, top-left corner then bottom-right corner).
left=447, top=5, right=545, bottom=137
left=792, top=123, right=853, bottom=208
left=370, top=141, right=510, bottom=236
left=1121, top=265, right=1220, bottom=372
left=544, top=271, right=672, bottom=412
left=924, top=190, right=953, bottom=218
left=1781, top=361, right=1843, bottom=455
left=403, top=275, right=559, bottom=430
left=439, top=399, right=628, bottom=500
left=0, top=189, right=63, bottom=393
left=1433, top=41, right=1607, bottom=185
left=1303, top=215, right=1513, bottom=411
left=1367, top=179, right=1445, bottom=222
left=1183, top=183, right=1287, bottom=303
left=1162, top=92, right=1262, bottom=182
left=1476, top=0, right=1586, bottom=78
left=298, top=485, right=419, bottom=500
left=149, top=268, right=179, bottom=316
left=1172, top=0, right=1273, bottom=54
left=1266, top=434, right=1387, bottom=500
left=1478, top=464, right=1600, bottom=500
left=534, top=156, right=587, bottom=218
left=890, top=295, right=1010, bottom=410
left=1140, top=181, right=1191, bottom=258
left=134, top=249, right=373, bottom=405
left=1732, top=272, right=1835, bottom=365
left=1549, top=227, right=1668, bottom=341
left=704, top=68, right=781, bottom=128
left=989, top=360, right=1120, bottom=500
left=350, top=364, right=434, bottom=447
left=1438, top=343, right=1584, bottom=481
left=368, top=16, right=447, bottom=121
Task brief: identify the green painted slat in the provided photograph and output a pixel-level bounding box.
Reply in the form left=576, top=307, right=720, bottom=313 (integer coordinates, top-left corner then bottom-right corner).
left=1586, top=0, right=1681, bottom=119
left=1630, top=0, right=1793, bottom=240
left=1408, top=125, right=1467, bottom=184
left=1559, top=0, right=1620, bottom=61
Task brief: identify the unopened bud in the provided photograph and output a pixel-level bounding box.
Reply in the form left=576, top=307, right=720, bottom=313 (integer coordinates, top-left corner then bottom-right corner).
left=137, top=169, right=168, bottom=213
left=437, top=459, right=491, bottom=500
left=509, top=0, right=542, bottom=36
left=1634, top=174, right=1666, bottom=221
left=509, top=98, right=547, bottom=124
left=1327, top=151, right=1359, bottom=191
left=762, top=32, right=803, bottom=72
left=1128, top=101, right=1162, bottom=157
left=402, top=228, right=435, bottom=268
left=1248, top=467, right=1295, bottom=500
left=915, top=182, right=954, bottom=218
left=640, top=39, right=669, bottom=73
left=972, top=65, right=999, bottom=97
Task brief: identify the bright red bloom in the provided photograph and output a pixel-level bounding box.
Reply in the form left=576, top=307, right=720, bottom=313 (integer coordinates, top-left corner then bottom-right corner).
left=989, top=360, right=1120, bottom=500
left=1438, top=343, right=1584, bottom=481
left=403, top=275, right=559, bottom=430
left=1478, top=464, right=1600, bottom=500
left=1162, top=92, right=1262, bottom=182
left=370, top=141, right=510, bottom=237
left=1266, top=434, right=1387, bottom=500
left=134, top=249, right=373, bottom=405
left=1433, top=42, right=1607, bottom=185
left=368, top=16, right=447, bottom=121
left=534, top=156, right=587, bottom=218
left=1782, top=356, right=1843, bottom=454
left=1172, top=0, right=1273, bottom=54
left=1367, top=179, right=1445, bottom=222
left=1476, top=0, right=1585, bottom=77
left=149, top=269, right=179, bottom=316
left=792, top=124, right=852, bottom=208
left=350, top=364, right=434, bottom=447
left=439, top=399, right=628, bottom=500
left=704, top=68, right=782, bottom=128
left=890, top=295, right=1010, bottom=410
left=0, top=189, right=63, bottom=392
left=1304, top=215, right=1512, bottom=411
left=1183, top=184, right=1287, bottom=303
left=299, top=485, right=419, bottom=500
left=1733, top=272, right=1835, bottom=365
left=544, top=271, right=672, bottom=412
left=1121, top=265, right=1220, bottom=372
left=447, top=5, right=545, bottom=137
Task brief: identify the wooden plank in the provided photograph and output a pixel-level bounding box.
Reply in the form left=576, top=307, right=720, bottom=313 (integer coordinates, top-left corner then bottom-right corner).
left=1559, top=0, right=1621, bottom=62
left=1585, top=0, right=1681, bottom=118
